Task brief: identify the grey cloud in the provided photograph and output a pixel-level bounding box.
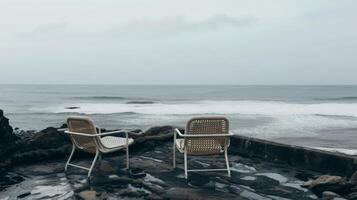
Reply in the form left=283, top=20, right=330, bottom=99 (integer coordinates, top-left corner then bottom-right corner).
left=15, top=15, right=255, bottom=40
left=115, top=15, right=256, bottom=37
left=19, top=22, right=69, bottom=39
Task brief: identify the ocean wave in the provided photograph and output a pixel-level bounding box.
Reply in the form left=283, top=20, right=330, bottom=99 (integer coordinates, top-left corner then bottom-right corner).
left=313, top=147, right=357, bottom=156
left=317, top=96, right=357, bottom=101
left=126, top=101, right=156, bottom=104
left=73, top=96, right=128, bottom=100
left=38, top=101, right=357, bottom=117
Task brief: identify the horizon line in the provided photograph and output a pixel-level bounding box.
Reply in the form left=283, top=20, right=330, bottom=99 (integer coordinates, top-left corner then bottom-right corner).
left=1, top=83, right=357, bottom=86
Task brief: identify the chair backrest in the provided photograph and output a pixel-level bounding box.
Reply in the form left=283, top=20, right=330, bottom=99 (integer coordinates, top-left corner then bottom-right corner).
left=185, top=116, right=229, bottom=155
left=67, top=116, right=99, bottom=153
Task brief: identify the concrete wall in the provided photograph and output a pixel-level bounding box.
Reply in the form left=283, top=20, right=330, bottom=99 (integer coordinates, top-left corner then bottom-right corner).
left=230, top=135, right=357, bottom=177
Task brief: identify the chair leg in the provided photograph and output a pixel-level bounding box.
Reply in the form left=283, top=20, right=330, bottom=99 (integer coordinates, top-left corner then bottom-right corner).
left=224, top=147, right=231, bottom=177
left=126, top=144, right=130, bottom=169
left=173, top=141, right=176, bottom=168
left=65, top=143, right=76, bottom=171
left=98, top=154, right=102, bottom=161
left=87, top=149, right=99, bottom=178
left=184, top=149, right=188, bottom=179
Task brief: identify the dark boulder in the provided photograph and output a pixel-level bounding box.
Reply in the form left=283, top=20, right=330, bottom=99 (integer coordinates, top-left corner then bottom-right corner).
left=29, top=127, right=69, bottom=149
left=350, top=171, right=357, bottom=185
left=322, top=191, right=341, bottom=200
left=304, top=175, right=352, bottom=197
left=347, top=192, right=357, bottom=200
left=0, top=109, right=17, bottom=143
left=0, top=126, right=71, bottom=171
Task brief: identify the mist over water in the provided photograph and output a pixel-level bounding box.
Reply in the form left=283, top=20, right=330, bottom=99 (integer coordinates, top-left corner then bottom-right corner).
left=1, top=85, right=357, bottom=153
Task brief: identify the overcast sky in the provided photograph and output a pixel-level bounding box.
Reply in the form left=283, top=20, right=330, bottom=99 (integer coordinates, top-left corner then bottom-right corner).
left=0, top=0, right=356, bottom=85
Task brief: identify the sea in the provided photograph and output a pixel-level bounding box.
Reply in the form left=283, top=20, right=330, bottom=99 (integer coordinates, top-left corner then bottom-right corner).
left=1, top=85, right=357, bottom=155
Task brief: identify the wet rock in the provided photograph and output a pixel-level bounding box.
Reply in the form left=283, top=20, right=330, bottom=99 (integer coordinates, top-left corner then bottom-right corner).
left=322, top=191, right=340, bottom=200
left=305, top=175, right=351, bottom=197
left=142, top=182, right=165, bottom=195
left=188, top=173, right=211, bottom=187
left=78, top=190, right=97, bottom=200
left=98, top=160, right=115, bottom=174
left=162, top=187, right=238, bottom=200
left=92, top=174, right=135, bottom=187
left=145, top=193, right=164, bottom=200
left=346, top=192, right=357, bottom=200
left=30, top=127, right=69, bottom=149
left=129, top=168, right=146, bottom=179
left=120, top=184, right=150, bottom=197
left=350, top=171, right=357, bottom=185
left=17, top=192, right=31, bottom=198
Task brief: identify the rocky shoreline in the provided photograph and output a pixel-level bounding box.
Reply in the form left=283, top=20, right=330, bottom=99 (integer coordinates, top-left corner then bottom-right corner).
left=1, top=124, right=357, bottom=199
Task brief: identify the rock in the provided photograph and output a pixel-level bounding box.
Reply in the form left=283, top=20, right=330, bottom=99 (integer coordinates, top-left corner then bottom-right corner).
left=30, top=127, right=69, bottom=149
left=145, top=193, right=164, bottom=200
left=162, top=187, right=238, bottom=200
left=322, top=191, right=340, bottom=200
left=78, top=190, right=97, bottom=200
left=98, top=160, right=115, bottom=174
left=0, top=109, right=17, bottom=143
left=92, top=174, right=138, bottom=188
left=0, top=125, right=71, bottom=171
left=306, top=175, right=351, bottom=197
left=346, top=192, right=357, bottom=200
left=188, top=173, right=211, bottom=187
left=17, top=192, right=31, bottom=198
left=129, top=168, right=147, bottom=179
left=133, top=126, right=175, bottom=150
left=120, top=184, right=150, bottom=197
left=65, top=106, right=80, bottom=110
left=142, top=182, right=165, bottom=195
left=350, top=171, right=357, bottom=185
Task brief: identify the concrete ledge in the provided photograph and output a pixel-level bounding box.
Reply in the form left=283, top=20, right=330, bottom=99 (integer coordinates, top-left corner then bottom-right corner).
left=230, top=135, right=357, bottom=176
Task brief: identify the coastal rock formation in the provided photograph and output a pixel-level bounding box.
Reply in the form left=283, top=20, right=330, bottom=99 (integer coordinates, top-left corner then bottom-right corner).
left=1, top=117, right=357, bottom=199
left=0, top=109, right=17, bottom=143
left=1, top=137, right=318, bottom=200
left=0, top=126, right=70, bottom=171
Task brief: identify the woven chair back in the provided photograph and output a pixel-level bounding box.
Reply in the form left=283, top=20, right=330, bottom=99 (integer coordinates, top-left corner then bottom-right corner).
left=67, top=117, right=99, bottom=154
left=185, top=117, right=229, bottom=155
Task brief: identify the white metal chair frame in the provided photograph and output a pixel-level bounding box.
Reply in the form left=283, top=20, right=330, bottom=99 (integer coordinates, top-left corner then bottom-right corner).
left=173, top=117, right=234, bottom=179
left=64, top=118, right=132, bottom=177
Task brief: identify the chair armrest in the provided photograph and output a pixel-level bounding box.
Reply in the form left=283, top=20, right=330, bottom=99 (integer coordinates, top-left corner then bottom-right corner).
left=174, top=128, right=233, bottom=138
left=175, top=128, right=184, bottom=137
left=65, top=130, right=95, bottom=137
left=180, top=134, right=233, bottom=138
left=65, top=130, right=129, bottom=137
left=97, top=130, right=129, bottom=137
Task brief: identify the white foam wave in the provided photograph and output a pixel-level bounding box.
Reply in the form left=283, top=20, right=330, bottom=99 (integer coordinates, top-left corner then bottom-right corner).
left=39, top=101, right=357, bottom=116
left=313, top=147, right=357, bottom=156
left=233, top=114, right=357, bottom=138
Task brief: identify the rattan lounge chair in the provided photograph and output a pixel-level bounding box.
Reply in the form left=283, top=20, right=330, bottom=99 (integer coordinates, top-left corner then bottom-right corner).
left=173, top=117, right=233, bottom=179
left=64, top=116, right=133, bottom=177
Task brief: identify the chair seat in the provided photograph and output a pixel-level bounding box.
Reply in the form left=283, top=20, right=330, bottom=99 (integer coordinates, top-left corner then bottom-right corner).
left=175, top=139, right=185, bottom=153
left=100, top=136, right=134, bottom=149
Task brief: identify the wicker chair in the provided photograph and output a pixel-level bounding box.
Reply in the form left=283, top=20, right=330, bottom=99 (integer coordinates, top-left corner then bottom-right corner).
left=173, top=117, right=233, bottom=179
left=64, top=116, right=133, bottom=177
